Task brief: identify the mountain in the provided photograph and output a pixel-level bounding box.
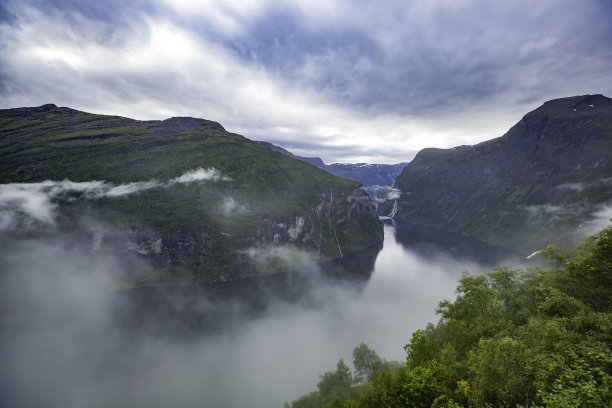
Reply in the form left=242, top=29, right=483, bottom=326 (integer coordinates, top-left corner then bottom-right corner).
left=297, top=156, right=327, bottom=169
left=256, top=142, right=328, bottom=170
left=256, top=142, right=406, bottom=195
left=325, top=163, right=407, bottom=193
left=0, top=104, right=383, bottom=286
left=394, top=94, right=612, bottom=254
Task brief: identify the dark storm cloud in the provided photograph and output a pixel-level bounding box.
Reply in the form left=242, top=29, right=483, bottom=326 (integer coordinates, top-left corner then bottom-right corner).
left=1, top=0, right=611, bottom=162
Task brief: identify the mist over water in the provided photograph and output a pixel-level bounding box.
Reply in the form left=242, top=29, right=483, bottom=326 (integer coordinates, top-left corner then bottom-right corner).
left=0, top=221, right=522, bottom=408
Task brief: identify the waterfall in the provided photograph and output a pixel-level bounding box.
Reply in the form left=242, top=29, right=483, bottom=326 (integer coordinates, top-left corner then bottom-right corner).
left=329, top=188, right=344, bottom=257
left=389, top=200, right=398, bottom=218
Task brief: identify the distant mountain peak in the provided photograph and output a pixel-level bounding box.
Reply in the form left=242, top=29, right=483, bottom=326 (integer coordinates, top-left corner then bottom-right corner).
left=256, top=141, right=408, bottom=195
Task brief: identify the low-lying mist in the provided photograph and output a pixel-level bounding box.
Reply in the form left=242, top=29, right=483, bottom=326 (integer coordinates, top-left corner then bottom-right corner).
left=0, top=221, right=521, bottom=408
left=0, top=168, right=227, bottom=231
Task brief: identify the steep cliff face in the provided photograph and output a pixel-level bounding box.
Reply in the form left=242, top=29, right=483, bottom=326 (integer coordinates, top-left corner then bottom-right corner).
left=110, top=187, right=381, bottom=284
left=0, top=105, right=383, bottom=286
left=394, top=94, right=612, bottom=254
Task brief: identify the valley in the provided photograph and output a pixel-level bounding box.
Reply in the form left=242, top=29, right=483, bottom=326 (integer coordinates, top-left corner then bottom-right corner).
left=2, top=1, right=611, bottom=407
left=1, top=95, right=610, bottom=408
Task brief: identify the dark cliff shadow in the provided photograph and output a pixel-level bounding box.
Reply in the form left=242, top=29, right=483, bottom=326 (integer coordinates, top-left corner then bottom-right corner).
left=323, top=240, right=384, bottom=283
left=393, top=221, right=523, bottom=268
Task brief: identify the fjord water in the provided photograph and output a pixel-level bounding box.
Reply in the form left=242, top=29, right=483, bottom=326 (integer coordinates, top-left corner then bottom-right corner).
left=330, top=220, right=521, bottom=361
left=0, top=221, right=522, bottom=408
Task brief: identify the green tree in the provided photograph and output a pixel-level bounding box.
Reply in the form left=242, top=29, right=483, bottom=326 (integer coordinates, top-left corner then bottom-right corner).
left=468, top=336, right=537, bottom=407
left=563, top=227, right=612, bottom=312
left=317, top=359, right=355, bottom=400
left=404, top=328, right=440, bottom=369
left=352, top=343, right=384, bottom=384
left=357, top=368, right=409, bottom=408
left=535, top=349, right=612, bottom=408
left=400, top=361, right=446, bottom=408
left=540, top=226, right=612, bottom=312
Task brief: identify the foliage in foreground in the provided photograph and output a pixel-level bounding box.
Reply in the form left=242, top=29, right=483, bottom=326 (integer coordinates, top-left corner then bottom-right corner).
left=286, top=226, right=612, bottom=407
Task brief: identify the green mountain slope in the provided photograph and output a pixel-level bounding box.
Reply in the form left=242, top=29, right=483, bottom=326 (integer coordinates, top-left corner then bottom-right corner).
left=0, top=104, right=383, bottom=286
left=394, top=94, right=612, bottom=254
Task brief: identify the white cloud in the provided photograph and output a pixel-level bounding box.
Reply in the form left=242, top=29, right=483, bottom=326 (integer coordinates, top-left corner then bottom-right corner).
left=0, top=181, right=60, bottom=226
left=102, top=180, right=160, bottom=197
left=220, top=197, right=248, bottom=216
left=244, top=245, right=320, bottom=276
left=556, top=182, right=586, bottom=192
left=521, top=204, right=567, bottom=218
left=580, top=203, right=612, bottom=236
left=170, top=168, right=227, bottom=183
left=0, top=168, right=226, bottom=230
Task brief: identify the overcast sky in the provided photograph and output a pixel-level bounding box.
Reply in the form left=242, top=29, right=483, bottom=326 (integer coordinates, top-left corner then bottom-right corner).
left=1, top=0, right=611, bottom=163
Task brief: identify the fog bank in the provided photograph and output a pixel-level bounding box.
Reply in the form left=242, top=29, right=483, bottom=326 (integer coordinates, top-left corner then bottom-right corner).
left=0, top=222, right=518, bottom=408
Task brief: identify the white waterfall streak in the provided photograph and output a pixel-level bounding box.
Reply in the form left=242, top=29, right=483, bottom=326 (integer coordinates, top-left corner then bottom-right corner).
left=389, top=200, right=398, bottom=218
left=328, top=188, right=343, bottom=258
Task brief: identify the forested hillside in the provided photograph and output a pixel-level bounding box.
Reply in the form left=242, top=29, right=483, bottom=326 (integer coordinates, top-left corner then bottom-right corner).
left=287, top=226, right=612, bottom=407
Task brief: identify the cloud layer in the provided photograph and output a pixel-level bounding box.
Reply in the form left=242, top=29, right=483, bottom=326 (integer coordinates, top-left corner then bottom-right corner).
left=0, top=168, right=225, bottom=230
left=1, top=0, right=611, bottom=163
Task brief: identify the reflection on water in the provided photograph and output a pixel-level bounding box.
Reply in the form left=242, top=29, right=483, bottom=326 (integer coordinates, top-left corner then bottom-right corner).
left=392, top=221, right=522, bottom=266
left=344, top=221, right=522, bottom=364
